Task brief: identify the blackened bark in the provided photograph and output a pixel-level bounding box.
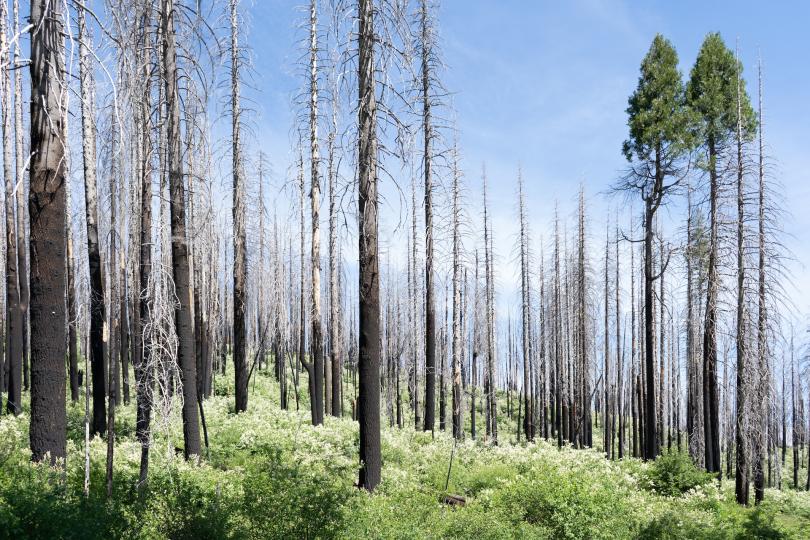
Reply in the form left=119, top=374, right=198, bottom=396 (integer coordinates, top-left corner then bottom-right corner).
left=643, top=196, right=657, bottom=460
left=703, top=136, right=721, bottom=474
left=78, top=9, right=107, bottom=436
left=67, top=227, right=79, bottom=402
left=28, top=0, right=67, bottom=463
left=421, top=0, right=436, bottom=433
left=357, top=0, right=381, bottom=491
left=161, top=0, right=201, bottom=459
left=230, top=0, right=248, bottom=414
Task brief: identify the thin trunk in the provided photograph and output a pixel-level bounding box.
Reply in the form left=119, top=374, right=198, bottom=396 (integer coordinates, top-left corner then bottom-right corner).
left=1, top=0, right=22, bottom=417
left=307, top=0, right=324, bottom=425
left=231, top=0, right=248, bottom=413
left=421, top=0, right=437, bottom=434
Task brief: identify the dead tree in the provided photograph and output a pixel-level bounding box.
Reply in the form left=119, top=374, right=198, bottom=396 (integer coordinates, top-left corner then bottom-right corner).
left=603, top=223, right=611, bottom=458
left=231, top=0, right=248, bottom=413
left=483, top=167, right=497, bottom=443
left=28, top=0, right=68, bottom=462
left=517, top=170, right=533, bottom=441
left=77, top=7, right=108, bottom=436
left=451, top=150, right=463, bottom=439
left=161, top=0, right=200, bottom=459
left=419, top=0, right=437, bottom=433
left=0, top=0, right=22, bottom=417
left=306, top=0, right=324, bottom=425
left=357, top=0, right=381, bottom=491
left=12, top=0, right=28, bottom=395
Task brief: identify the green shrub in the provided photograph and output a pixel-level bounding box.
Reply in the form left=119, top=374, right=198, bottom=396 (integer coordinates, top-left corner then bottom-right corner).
left=643, top=450, right=714, bottom=497
left=239, top=448, right=355, bottom=539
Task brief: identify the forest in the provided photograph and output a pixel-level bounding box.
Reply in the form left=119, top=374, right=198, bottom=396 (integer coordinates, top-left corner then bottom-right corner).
left=0, top=0, right=809, bottom=538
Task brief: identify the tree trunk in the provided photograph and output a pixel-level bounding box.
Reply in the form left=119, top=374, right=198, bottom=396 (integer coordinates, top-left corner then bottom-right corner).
left=703, top=135, right=721, bottom=474
left=734, top=63, right=749, bottom=505
left=230, top=0, right=248, bottom=413
left=161, top=0, right=201, bottom=459
left=451, top=156, right=462, bottom=439
left=483, top=171, right=497, bottom=443
left=78, top=9, right=108, bottom=436
left=357, top=0, right=381, bottom=491
left=421, top=0, right=436, bottom=433
left=1, top=0, right=23, bottom=417
left=643, top=194, right=657, bottom=460
left=28, top=0, right=68, bottom=462
left=307, top=0, right=324, bottom=425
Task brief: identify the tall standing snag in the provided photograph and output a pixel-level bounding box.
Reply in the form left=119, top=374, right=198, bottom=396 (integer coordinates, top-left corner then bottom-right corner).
left=307, top=0, right=324, bottom=425
left=357, top=0, right=381, bottom=491
left=28, top=0, right=68, bottom=462
left=161, top=0, right=201, bottom=459
left=0, top=0, right=23, bottom=417
left=420, top=0, right=437, bottom=433
left=230, top=0, right=248, bottom=413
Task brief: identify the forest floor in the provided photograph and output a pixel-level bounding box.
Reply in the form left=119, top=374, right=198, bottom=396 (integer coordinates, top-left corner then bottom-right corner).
left=1, top=364, right=809, bottom=539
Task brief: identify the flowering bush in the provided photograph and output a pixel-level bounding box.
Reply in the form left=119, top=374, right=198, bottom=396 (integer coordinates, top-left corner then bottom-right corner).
left=0, top=367, right=807, bottom=538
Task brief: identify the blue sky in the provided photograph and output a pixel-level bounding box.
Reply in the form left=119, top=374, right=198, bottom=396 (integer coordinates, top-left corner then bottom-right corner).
left=244, top=0, right=810, bottom=318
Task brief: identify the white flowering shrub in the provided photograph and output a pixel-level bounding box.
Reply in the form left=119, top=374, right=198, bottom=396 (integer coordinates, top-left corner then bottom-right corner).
left=0, top=366, right=807, bottom=538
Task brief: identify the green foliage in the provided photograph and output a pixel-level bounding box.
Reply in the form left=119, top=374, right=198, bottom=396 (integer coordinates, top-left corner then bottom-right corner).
left=687, top=32, right=757, bottom=149
left=238, top=447, right=355, bottom=539
left=1, top=369, right=809, bottom=539
left=623, top=34, right=694, bottom=164
left=642, top=450, right=715, bottom=497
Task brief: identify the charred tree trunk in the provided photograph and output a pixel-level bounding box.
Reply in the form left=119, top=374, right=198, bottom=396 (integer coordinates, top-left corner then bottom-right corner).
left=28, top=0, right=68, bottom=462
left=357, top=0, right=381, bottom=491
left=161, top=0, right=201, bottom=459
left=231, top=0, right=248, bottom=413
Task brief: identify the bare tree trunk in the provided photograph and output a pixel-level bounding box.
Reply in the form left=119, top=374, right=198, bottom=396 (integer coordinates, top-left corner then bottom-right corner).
left=0, top=0, right=22, bottom=417
left=604, top=226, right=611, bottom=458
left=518, top=171, right=532, bottom=441
left=78, top=8, right=108, bottom=436
left=483, top=170, right=497, bottom=443
left=421, top=0, right=436, bottom=433
left=327, top=82, right=341, bottom=417
left=67, top=215, right=79, bottom=402
left=161, top=0, right=200, bottom=459
left=753, top=58, right=767, bottom=505
left=12, top=0, right=28, bottom=395
left=451, top=152, right=463, bottom=439
left=616, top=224, right=624, bottom=459
left=357, top=0, right=381, bottom=491
left=134, top=2, right=154, bottom=489
left=307, top=0, right=324, bottom=425
left=230, top=0, right=248, bottom=413
left=703, top=133, right=721, bottom=474
left=28, top=0, right=67, bottom=462
left=734, top=57, right=749, bottom=505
